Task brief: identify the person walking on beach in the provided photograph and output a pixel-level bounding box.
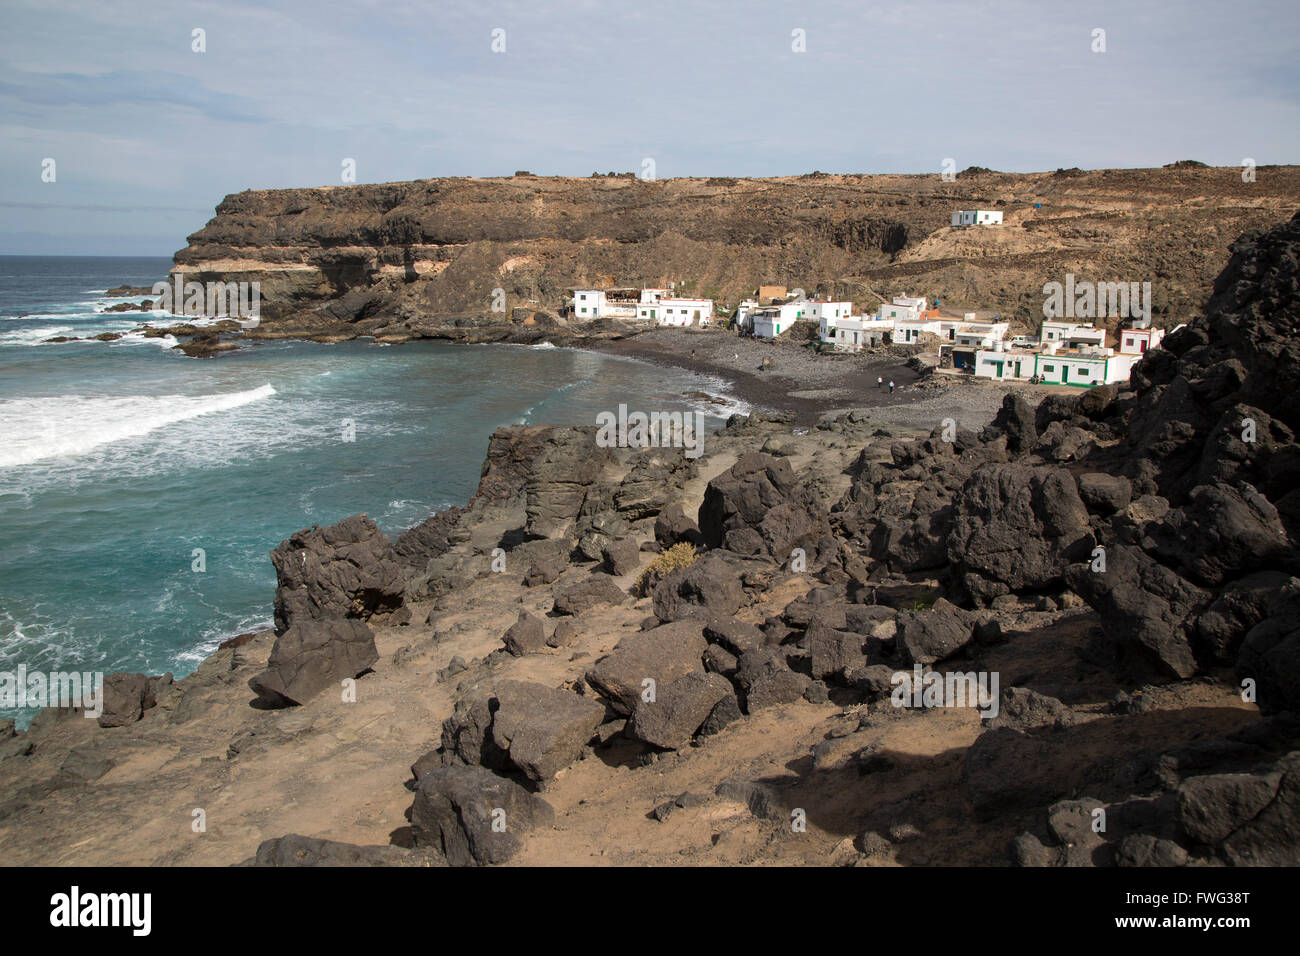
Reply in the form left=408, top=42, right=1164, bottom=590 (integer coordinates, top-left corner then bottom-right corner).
left=877, top=376, right=883, bottom=390
left=888, top=380, right=895, bottom=394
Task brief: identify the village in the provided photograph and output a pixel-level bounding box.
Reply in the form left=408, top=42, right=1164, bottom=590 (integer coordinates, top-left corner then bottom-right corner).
left=570, top=208, right=1172, bottom=390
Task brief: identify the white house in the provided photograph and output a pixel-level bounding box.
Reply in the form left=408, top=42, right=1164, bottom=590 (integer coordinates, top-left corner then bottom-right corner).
left=1033, top=346, right=1139, bottom=387
left=811, top=301, right=854, bottom=342
left=749, top=300, right=810, bottom=338
left=952, top=322, right=1009, bottom=350
left=892, top=317, right=941, bottom=344
left=952, top=209, right=1003, bottom=227
left=973, top=346, right=1038, bottom=382
left=572, top=289, right=606, bottom=319
left=974, top=341, right=1140, bottom=387
left=807, top=300, right=854, bottom=324
left=572, top=288, right=642, bottom=319
left=821, top=314, right=894, bottom=351
left=947, top=321, right=1010, bottom=370
left=1117, top=326, right=1165, bottom=355
left=638, top=296, right=713, bottom=326
left=751, top=308, right=785, bottom=339
left=1041, top=320, right=1106, bottom=349
left=880, top=296, right=927, bottom=324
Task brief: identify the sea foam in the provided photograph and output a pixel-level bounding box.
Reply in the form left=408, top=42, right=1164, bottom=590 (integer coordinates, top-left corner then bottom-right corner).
left=0, top=384, right=277, bottom=468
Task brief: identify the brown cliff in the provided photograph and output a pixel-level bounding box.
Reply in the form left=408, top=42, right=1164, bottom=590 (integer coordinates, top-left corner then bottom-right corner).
left=171, top=167, right=1300, bottom=342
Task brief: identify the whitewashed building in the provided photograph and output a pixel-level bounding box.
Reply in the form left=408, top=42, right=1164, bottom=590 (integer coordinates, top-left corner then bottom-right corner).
left=747, top=300, right=811, bottom=338
left=751, top=308, right=785, bottom=339
left=952, top=209, right=1003, bottom=227
left=1041, top=320, right=1106, bottom=349
left=974, top=341, right=1142, bottom=387
left=811, top=301, right=855, bottom=343
left=947, top=321, right=1010, bottom=370
left=973, top=346, right=1038, bottom=382
left=1033, top=346, right=1139, bottom=387
left=572, top=288, right=641, bottom=319
left=821, top=314, right=894, bottom=351
left=1117, top=326, right=1165, bottom=355
left=638, top=296, right=714, bottom=326
left=807, top=301, right=854, bottom=324
left=572, top=290, right=606, bottom=319
left=880, top=296, right=926, bottom=324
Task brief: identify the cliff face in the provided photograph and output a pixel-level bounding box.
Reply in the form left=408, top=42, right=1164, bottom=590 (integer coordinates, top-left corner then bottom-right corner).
left=171, top=167, right=1300, bottom=341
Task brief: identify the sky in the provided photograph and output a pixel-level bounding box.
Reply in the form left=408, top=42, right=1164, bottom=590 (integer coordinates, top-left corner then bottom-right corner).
left=1, top=0, right=1297, bottom=256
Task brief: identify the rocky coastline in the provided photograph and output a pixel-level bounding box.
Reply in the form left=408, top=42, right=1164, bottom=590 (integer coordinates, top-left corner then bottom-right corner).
left=1, top=213, right=1298, bottom=867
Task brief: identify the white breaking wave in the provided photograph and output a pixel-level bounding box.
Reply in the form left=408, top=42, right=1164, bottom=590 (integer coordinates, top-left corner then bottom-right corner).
left=690, top=387, right=752, bottom=419
left=0, top=384, right=277, bottom=468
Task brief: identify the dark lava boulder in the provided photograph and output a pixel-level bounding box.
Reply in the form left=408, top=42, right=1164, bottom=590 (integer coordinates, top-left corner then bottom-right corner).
left=948, top=464, right=1093, bottom=604
left=501, top=610, right=547, bottom=656
left=698, top=453, right=829, bottom=559
left=895, top=598, right=974, bottom=665
left=734, top=646, right=809, bottom=712
left=248, top=617, right=378, bottom=706
left=651, top=553, right=744, bottom=622
left=615, top=448, right=698, bottom=520
left=97, top=672, right=171, bottom=728
left=1067, top=544, right=1207, bottom=678
left=628, top=671, right=736, bottom=750
left=410, top=764, right=555, bottom=866
left=523, top=426, right=613, bottom=538
left=490, top=680, right=605, bottom=782
left=270, top=514, right=405, bottom=632
left=1236, top=588, right=1300, bottom=715
left=553, top=575, right=627, bottom=615
left=246, top=834, right=423, bottom=867
left=585, top=621, right=707, bottom=715
left=654, top=503, right=704, bottom=548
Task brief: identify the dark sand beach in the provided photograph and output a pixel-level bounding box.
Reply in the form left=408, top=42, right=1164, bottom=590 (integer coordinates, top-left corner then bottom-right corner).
left=586, top=324, right=1066, bottom=430
left=588, top=325, right=924, bottom=425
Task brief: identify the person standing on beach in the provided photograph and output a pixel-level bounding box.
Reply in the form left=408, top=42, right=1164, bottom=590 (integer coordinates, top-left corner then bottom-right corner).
left=889, top=380, right=895, bottom=393
left=877, top=376, right=883, bottom=389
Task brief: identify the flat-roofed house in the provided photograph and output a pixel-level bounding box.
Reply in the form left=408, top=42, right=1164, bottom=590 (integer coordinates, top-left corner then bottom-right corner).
left=639, top=296, right=713, bottom=326
left=810, top=300, right=854, bottom=341
left=1033, top=347, right=1138, bottom=387
left=949, top=321, right=1010, bottom=369
left=974, top=345, right=1037, bottom=382
left=951, top=209, right=1003, bottom=227
left=1041, top=320, right=1106, bottom=349
left=1118, top=326, right=1166, bottom=355
left=751, top=307, right=785, bottom=339
left=821, top=314, right=894, bottom=351
left=572, top=289, right=606, bottom=319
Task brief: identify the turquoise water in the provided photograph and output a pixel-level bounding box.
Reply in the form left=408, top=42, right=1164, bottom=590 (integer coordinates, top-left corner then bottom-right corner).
left=0, top=256, right=745, bottom=726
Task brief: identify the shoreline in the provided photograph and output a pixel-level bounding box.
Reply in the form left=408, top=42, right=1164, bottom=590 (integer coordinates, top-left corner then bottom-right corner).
left=582, top=326, right=926, bottom=427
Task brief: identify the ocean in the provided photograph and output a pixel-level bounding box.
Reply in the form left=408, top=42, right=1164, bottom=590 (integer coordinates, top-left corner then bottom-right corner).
left=0, top=256, right=745, bottom=727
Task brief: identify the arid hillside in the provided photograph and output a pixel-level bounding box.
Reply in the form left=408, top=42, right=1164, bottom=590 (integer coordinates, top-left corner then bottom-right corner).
left=171, top=166, right=1300, bottom=341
